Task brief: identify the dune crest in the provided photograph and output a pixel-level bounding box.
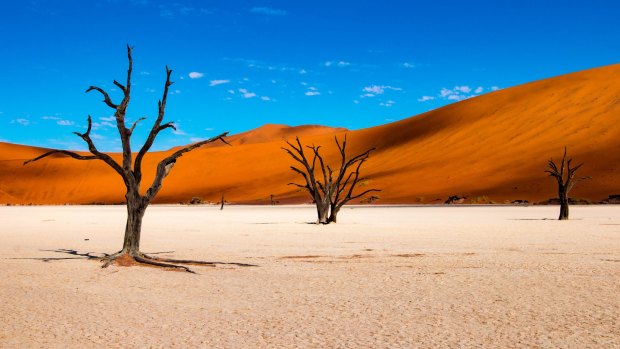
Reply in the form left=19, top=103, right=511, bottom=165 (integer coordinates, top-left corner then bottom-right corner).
left=1, top=64, right=619, bottom=204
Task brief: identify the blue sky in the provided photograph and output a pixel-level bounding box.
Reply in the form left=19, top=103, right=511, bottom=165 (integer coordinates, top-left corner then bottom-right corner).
left=1, top=0, right=619, bottom=151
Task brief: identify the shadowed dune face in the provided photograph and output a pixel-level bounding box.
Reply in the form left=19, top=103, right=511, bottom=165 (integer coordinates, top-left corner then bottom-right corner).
left=1, top=64, right=620, bottom=204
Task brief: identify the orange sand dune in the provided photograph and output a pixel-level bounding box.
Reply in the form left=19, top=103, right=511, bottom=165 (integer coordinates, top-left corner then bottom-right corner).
left=1, top=64, right=619, bottom=204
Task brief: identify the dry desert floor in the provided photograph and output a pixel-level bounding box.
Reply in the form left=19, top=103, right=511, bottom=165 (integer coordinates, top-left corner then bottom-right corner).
left=0, top=205, right=619, bottom=348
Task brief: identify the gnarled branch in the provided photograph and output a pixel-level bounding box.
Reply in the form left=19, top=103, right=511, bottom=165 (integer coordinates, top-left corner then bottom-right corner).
left=144, top=132, right=229, bottom=201
left=134, top=66, right=174, bottom=181
left=25, top=116, right=126, bottom=182
left=23, top=150, right=98, bottom=165
left=85, top=86, right=118, bottom=109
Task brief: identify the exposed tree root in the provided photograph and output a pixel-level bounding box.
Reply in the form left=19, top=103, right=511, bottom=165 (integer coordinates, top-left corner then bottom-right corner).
left=141, top=254, right=258, bottom=268
left=101, top=251, right=123, bottom=268
left=133, top=255, right=196, bottom=273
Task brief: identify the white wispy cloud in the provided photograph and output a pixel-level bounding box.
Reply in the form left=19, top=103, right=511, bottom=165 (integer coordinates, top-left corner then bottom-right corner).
left=380, top=100, right=395, bottom=107
left=188, top=72, right=204, bottom=79
left=250, top=7, right=287, bottom=16
left=261, top=96, right=272, bottom=101
left=304, top=86, right=320, bottom=96
left=238, top=88, right=256, bottom=98
left=491, top=86, right=501, bottom=91
left=361, top=85, right=402, bottom=98
left=171, top=123, right=186, bottom=135
left=11, top=118, right=30, bottom=126
left=403, top=62, right=415, bottom=68
left=209, top=79, right=230, bottom=86
left=363, top=85, right=402, bottom=94
left=42, top=115, right=60, bottom=120
left=439, top=88, right=453, bottom=98
left=158, top=3, right=210, bottom=18
left=448, top=94, right=466, bottom=101
left=324, top=60, right=351, bottom=67
left=299, top=69, right=307, bottom=75
left=432, top=85, right=498, bottom=102
left=140, top=71, right=151, bottom=75
left=418, top=96, right=435, bottom=102
left=92, top=115, right=116, bottom=129
left=57, top=120, right=74, bottom=126
left=454, top=85, right=472, bottom=93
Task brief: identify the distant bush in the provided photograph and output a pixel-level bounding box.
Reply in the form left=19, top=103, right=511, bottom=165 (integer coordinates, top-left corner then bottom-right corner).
left=189, top=197, right=203, bottom=205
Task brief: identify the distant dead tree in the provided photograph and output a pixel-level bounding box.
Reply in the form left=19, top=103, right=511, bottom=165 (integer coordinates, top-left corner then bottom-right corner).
left=283, top=135, right=380, bottom=224
left=545, top=147, right=590, bottom=220
left=24, top=46, right=229, bottom=272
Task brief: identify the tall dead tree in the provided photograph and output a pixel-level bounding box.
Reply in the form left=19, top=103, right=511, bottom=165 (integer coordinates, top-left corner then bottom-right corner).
left=24, top=46, right=229, bottom=272
left=545, top=147, right=590, bottom=220
left=283, top=135, right=380, bottom=224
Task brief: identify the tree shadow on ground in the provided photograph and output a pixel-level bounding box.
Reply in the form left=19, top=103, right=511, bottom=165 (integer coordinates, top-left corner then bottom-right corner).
left=8, top=248, right=258, bottom=270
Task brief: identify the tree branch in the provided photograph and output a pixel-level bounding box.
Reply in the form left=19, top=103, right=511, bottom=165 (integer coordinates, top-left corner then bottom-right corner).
left=144, top=132, right=229, bottom=201
left=25, top=116, right=127, bottom=183
left=287, top=182, right=308, bottom=189
left=134, top=66, right=174, bottom=181
left=24, top=150, right=98, bottom=165
left=113, top=80, right=126, bottom=94
left=128, top=117, right=147, bottom=135
left=85, top=86, right=118, bottom=109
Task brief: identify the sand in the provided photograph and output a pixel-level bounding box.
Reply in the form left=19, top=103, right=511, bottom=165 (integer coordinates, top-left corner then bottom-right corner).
left=2, top=63, right=620, bottom=205
left=0, top=205, right=618, bottom=348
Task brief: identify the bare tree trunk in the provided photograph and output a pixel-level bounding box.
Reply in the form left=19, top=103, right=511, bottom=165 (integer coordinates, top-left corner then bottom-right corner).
left=316, top=202, right=329, bottom=224
left=220, top=194, right=225, bottom=210
left=121, top=192, right=146, bottom=255
left=558, top=189, right=569, bottom=220
left=328, top=205, right=340, bottom=223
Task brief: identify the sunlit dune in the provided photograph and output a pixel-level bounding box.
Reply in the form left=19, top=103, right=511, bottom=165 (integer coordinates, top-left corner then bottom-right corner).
left=1, top=64, right=619, bottom=205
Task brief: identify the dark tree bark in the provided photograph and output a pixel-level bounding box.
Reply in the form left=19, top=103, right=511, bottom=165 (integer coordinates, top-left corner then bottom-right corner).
left=283, top=135, right=380, bottom=224
left=24, top=46, right=229, bottom=272
left=545, top=147, right=590, bottom=220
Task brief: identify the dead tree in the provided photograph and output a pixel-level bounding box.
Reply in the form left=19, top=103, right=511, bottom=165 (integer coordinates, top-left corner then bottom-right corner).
left=545, top=147, right=590, bottom=220
left=283, top=135, right=380, bottom=224
left=24, top=46, right=229, bottom=272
